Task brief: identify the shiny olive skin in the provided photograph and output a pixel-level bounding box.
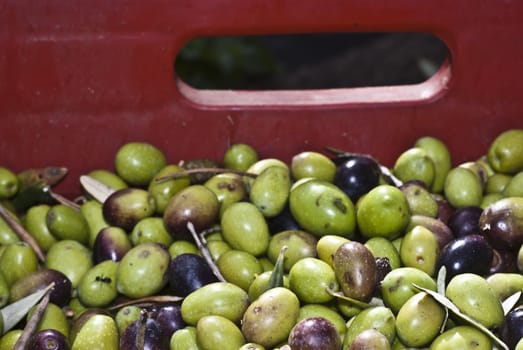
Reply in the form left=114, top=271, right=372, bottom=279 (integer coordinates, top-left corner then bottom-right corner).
left=443, top=167, right=483, bottom=208
left=163, top=185, right=220, bottom=241
left=46, top=204, right=90, bottom=245
left=333, top=154, right=381, bottom=202
left=23, top=204, right=56, bottom=251
left=9, top=268, right=72, bottom=307
left=447, top=206, right=482, bottom=237
left=249, top=165, right=291, bottom=218
left=92, top=226, right=132, bottom=264
left=0, top=167, right=19, bottom=199
left=479, top=197, right=523, bottom=250
left=406, top=215, right=454, bottom=250
left=288, top=317, right=341, bottom=350
left=288, top=257, right=338, bottom=304
left=291, top=151, right=337, bottom=182
left=487, top=128, right=523, bottom=174
left=333, top=241, right=376, bottom=302
left=223, top=143, right=259, bottom=171
left=148, top=164, right=190, bottom=214
left=400, top=225, right=440, bottom=276
left=217, top=249, right=263, bottom=291
left=500, top=306, right=523, bottom=350
left=429, top=325, right=492, bottom=350
left=114, top=141, right=167, bottom=187
left=168, top=253, right=218, bottom=297
left=45, top=240, right=92, bottom=288
left=349, top=329, right=391, bottom=350
left=343, top=306, right=396, bottom=348
left=196, top=315, right=245, bottom=350
left=77, top=260, right=118, bottom=308
left=0, top=242, right=38, bottom=287
left=28, top=329, right=70, bottom=350
left=102, top=188, right=156, bottom=232
left=70, top=312, right=118, bottom=350
left=393, top=147, right=435, bottom=188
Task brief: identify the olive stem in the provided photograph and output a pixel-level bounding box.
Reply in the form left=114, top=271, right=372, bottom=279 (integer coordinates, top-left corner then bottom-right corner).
left=155, top=168, right=258, bottom=183
left=136, top=309, right=148, bottom=350
left=107, top=295, right=184, bottom=311
left=187, top=222, right=227, bottom=283
left=0, top=203, right=46, bottom=263
left=43, top=186, right=82, bottom=210
left=13, top=285, right=53, bottom=350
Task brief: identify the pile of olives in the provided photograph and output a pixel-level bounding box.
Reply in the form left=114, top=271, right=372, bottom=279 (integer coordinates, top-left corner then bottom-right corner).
left=0, top=129, right=522, bottom=350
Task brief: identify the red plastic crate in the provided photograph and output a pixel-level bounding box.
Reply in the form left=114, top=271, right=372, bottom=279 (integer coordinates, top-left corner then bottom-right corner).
left=1, top=1, right=522, bottom=196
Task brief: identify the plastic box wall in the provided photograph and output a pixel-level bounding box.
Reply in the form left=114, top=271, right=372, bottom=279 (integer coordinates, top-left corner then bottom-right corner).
left=1, top=1, right=522, bottom=195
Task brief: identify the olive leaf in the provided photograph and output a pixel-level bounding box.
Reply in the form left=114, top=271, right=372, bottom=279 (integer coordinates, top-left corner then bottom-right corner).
left=501, top=291, right=521, bottom=316
left=413, top=283, right=509, bottom=350
left=436, top=266, right=450, bottom=332
left=79, top=175, right=116, bottom=203
left=325, top=286, right=384, bottom=310
left=1, top=283, right=54, bottom=334
left=268, top=245, right=287, bottom=289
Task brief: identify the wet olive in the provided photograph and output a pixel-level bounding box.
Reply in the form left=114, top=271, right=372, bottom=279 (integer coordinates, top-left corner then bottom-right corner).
left=479, top=197, right=523, bottom=250
left=447, top=206, right=483, bottom=238
left=333, top=154, right=381, bottom=203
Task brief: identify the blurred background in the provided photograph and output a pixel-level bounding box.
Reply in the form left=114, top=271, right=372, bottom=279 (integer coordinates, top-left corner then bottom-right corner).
left=175, top=32, right=448, bottom=90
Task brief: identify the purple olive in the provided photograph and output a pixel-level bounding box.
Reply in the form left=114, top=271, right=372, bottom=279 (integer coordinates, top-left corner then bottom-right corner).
left=447, top=206, right=483, bottom=238
left=288, top=317, right=341, bottom=350
left=119, top=315, right=167, bottom=350
left=480, top=197, right=523, bottom=250
left=29, top=329, right=70, bottom=350
left=500, top=307, right=523, bottom=350
left=92, top=226, right=132, bottom=263
left=489, top=248, right=518, bottom=274
left=437, top=234, right=493, bottom=281
left=333, top=155, right=381, bottom=202
left=149, top=303, right=186, bottom=340
left=9, top=268, right=72, bottom=307
left=267, top=204, right=301, bottom=234
left=168, top=253, right=219, bottom=297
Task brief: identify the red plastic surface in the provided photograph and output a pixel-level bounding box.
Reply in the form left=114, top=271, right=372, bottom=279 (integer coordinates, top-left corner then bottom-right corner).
left=1, top=1, right=522, bottom=196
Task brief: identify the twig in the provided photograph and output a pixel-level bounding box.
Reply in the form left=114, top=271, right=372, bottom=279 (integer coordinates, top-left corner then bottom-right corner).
left=13, top=285, right=52, bottom=350
left=155, top=168, right=257, bottom=183
left=187, top=222, right=226, bottom=282
left=0, top=203, right=46, bottom=262
left=43, top=186, right=81, bottom=210
left=107, top=295, right=183, bottom=311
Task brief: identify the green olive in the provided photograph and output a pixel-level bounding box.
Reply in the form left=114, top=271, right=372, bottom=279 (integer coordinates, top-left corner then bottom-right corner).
left=485, top=173, right=512, bottom=194
left=380, top=267, right=437, bottom=313
left=130, top=217, right=173, bottom=247
left=170, top=326, right=199, bottom=350
left=221, top=202, right=269, bottom=257
left=0, top=273, right=8, bottom=308
left=249, top=165, right=291, bottom=218
left=168, top=240, right=200, bottom=259
left=356, top=185, right=410, bottom=239
left=77, top=260, right=118, bottom=308
left=204, top=173, right=247, bottom=217
left=393, top=147, right=435, bottom=188
left=80, top=200, right=110, bottom=247
left=290, top=151, right=336, bottom=182
left=114, top=141, right=167, bottom=186
left=23, top=204, right=56, bottom=251
left=288, top=257, right=338, bottom=304
left=28, top=302, right=70, bottom=338
left=414, top=136, right=452, bottom=194
left=399, top=225, right=439, bottom=276
left=0, top=242, right=38, bottom=287
left=445, top=273, right=504, bottom=329
left=316, top=235, right=350, bottom=267
left=45, top=240, right=92, bottom=288
left=241, top=287, right=300, bottom=348
left=364, top=237, right=401, bottom=270
left=196, top=315, right=246, bottom=350
left=0, top=167, right=19, bottom=199
left=395, top=292, right=445, bottom=347
left=289, top=179, right=356, bottom=237
left=0, top=215, right=19, bottom=246
left=85, top=169, right=128, bottom=192
left=0, top=330, right=22, bottom=350
left=343, top=306, right=396, bottom=348
left=429, top=325, right=492, bottom=350
left=486, top=272, right=523, bottom=302
left=400, top=182, right=439, bottom=218
left=47, top=204, right=90, bottom=245
left=503, top=171, right=523, bottom=197
left=444, top=167, right=483, bottom=208
left=349, top=329, right=391, bottom=350
left=223, top=143, right=259, bottom=171
left=116, top=242, right=170, bottom=298
left=217, top=249, right=263, bottom=291
left=71, top=313, right=119, bottom=350
left=181, top=282, right=249, bottom=325
left=487, top=128, right=523, bottom=174
left=267, top=230, right=318, bottom=272
left=103, top=188, right=156, bottom=232
left=148, top=164, right=190, bottom=214
left=115, top=305, right=142, bottom=335
left=247, top=270, right=289, bottom=301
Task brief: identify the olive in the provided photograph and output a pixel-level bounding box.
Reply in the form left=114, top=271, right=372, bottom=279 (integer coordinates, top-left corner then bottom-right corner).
left=120, top=314, right=166, bottom=350
left=114, top=141, right=167, bottom=186
left=181, top=158, right=220, bottom=184
left=443, top=167, right=483, bottom=208
left=102, top=188, right=156, bottom=232
left=316, top=235, right=350, bottom=267
left=266, top=204, right=301, bottom=234
left=92, top=226, right=132, bottom=264
left=85, top=169, right=128, bottom=192
left=437, top=234, right=493, bottom=281
left=400, top=181, right=439, bottom=218
left=116, top=242, right=170, bottom=298
left=333, top=241, right=376, bottom=302
left=296, top=304, right=347, bottom=342
left=356, top=185, right=410, bottom=240
left=170, top=326, right=199, bottom=350
left=70, top=312, right=118, bottom=350
left=9, top=268, right=72, bottom=307
left=364, top=237, right=401, bottom=270
left=267, top=230, right=318, bottom=272
left=429, top=325, right=492, bottom=350
left=414, top=136, right=452, bottom=193
left=289, top=179, right=356, bottom=237
left=0, top=214, right=19, bottom=246
left=45, top=240, right=92, bottom=288
left=23, top=204, right=56, bottom=251
left=0, top=330, right=22, bottom=350
left=479, top=197, right=523, bottom=250
left=149, top=303, right=186, bottom=341
left=503, top=171, right=523, bottom=197
left=250, top=165, right=291, bottom=218
left=0, top=167, right=19, bottom=199
left=489, top=248, right=518, bottom=274
left=0, top=242, right=38, bottom=287
left=519, top=244, right=523, bottom=272
left=395, top=292, right=445, bottom=347
left=181, top=282, right=249, bottom=325
left=196, top=315, right=246, bottom=350
left=28, top=302, right=70, bottom=338
left=247, top=270, right=290, bottom=301
left=380, top=267, right=437, bottom=313
left=349, top=329, right=391, bottom=350
left=223, top=143, right=259, bottom=171
left=148, top=164, right=190, bottom=214
left=445, top=273, right=504, bottom=329
left=204, top=173, right=247, bottom=216
left=130, top=216, right=173, bottom=247
left=168, top=240, right=200, bottom=258
left=447, top=206, right=482, bottom=237
left=46, top=204, right=90, bottom=245
left=0, top=274, right=8, bottom=308
left=163, top=185, right=219, bottom=241
left=400, top=225, right=440, bottom=276
left=485, top=173, right=512, bottom=194
left=221, top=202, right=270, bottom=257
left=487, top=128, right=523, bottom=174
left=290, top=151, right=337, bottom=182
left=80, top=200, right=109, bottom=247
left=28, top=329, right=70, bottom=350
left=241, top=287, right=300, bottom=348
left=500, top=306, right=523, bottom=350
left=333, top=154, right=381, bottom=203
left=486, top=273, right=523, bottom=303
left=287, top=317, right=341, bottom=350
left=168, top=253, right=218, bottom=297
left=406, top=215, right=454, bottom=250
left=288, top=257, right=339, bottom=304
left=115, top=306, right=142, bottom=335
left=217, top=249, right=263, bottom=291
left=393, top=147, right=435, bottom=188
left=343, top=306, right=396, bottom=348
left=77, top=260, right=118, bottom=308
